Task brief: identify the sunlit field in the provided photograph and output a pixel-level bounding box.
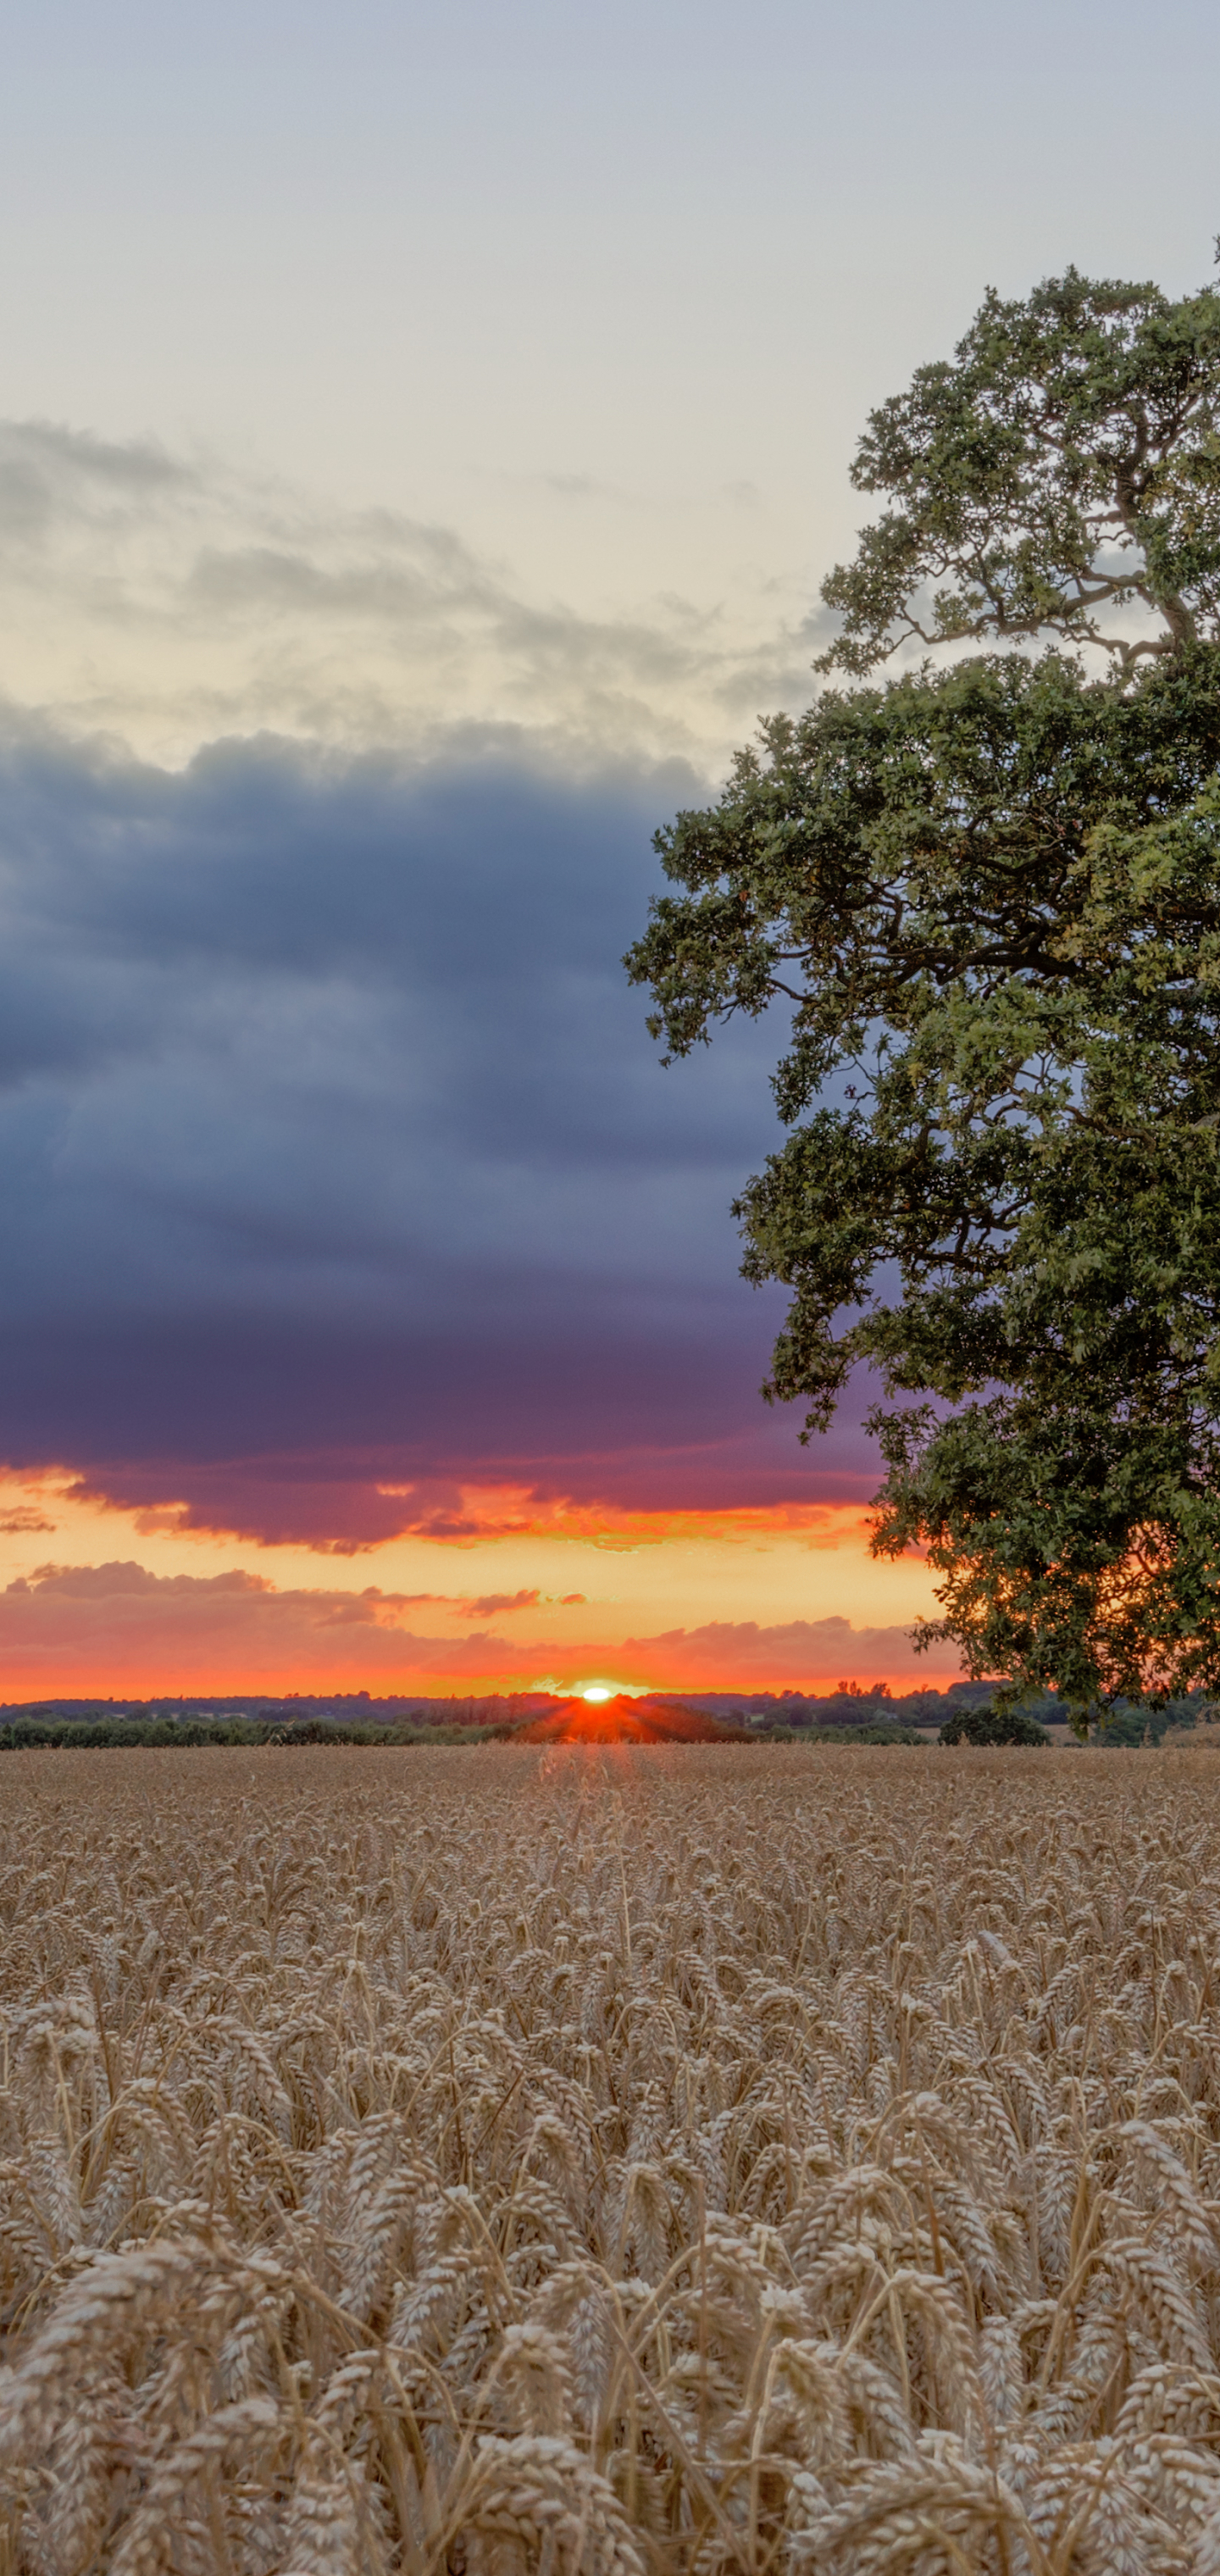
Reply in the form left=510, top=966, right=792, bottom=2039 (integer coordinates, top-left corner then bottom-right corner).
left=5, top=1745, right=1220, bottom=2574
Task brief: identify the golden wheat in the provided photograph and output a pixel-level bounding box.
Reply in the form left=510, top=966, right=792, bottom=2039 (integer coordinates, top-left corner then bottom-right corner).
left=3, top=1744, right=1220, bottom=2573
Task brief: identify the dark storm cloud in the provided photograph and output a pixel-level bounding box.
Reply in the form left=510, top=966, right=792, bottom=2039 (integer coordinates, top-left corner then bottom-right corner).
left=0, top=726, right=873, bottom=1541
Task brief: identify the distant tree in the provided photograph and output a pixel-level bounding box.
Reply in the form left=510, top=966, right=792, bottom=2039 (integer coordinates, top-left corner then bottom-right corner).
left=940, top=1707, right=1051, bottom=1746
left=1095, top=1694, right=1212, bottom=1745
left=1092, top=1704, right=1165, bottom=1746
left=627, top=269, right=1220, bottom=1735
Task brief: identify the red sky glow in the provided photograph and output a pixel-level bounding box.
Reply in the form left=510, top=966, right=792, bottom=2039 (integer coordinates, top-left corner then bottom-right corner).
left=0, top=1472, right=957, bottom=1700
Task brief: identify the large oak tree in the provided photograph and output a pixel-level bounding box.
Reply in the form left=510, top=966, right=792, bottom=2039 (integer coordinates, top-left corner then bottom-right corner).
left=627, top=269, right=1220, bottom=1725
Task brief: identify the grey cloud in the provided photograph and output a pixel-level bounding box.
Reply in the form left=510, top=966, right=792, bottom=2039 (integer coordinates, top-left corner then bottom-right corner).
left=0, top=420, right=194, bottom=553
left=0, top=405, right=873, bottom=1541
left=537, top=473, right=622, bottom=501
left=183, top=526, right=502, bottom=623
left=182, top=530, right=794, bottom=714
left=0, top=725, right=871, bottom=1538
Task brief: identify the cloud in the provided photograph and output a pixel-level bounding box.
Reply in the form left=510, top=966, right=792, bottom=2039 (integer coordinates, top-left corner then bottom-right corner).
left=0, top=417, right=835, bottom=769
left=0, top=1558, right=534, bottom=1690
left=0, top=421, right=194, bottom=557
left=0, top=1562, right=945, bottom=1698
left=457, top=1591, right=541, bottom=1618
left=0, top=407, right=872, bottom=1558
left=622, top=1617, right=965, bottom=1685
left=450, top=1589, right=588, bottom=1617
left=0, top=726, right=882, bottom=1542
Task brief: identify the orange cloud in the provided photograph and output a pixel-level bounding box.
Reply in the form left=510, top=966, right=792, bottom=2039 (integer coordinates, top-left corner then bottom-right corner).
left=58, top=1470, right=883, bottom=1559
left=455, top=1589, right=541, bottom=1618
left=617, top=1617, right=963, bottom=1691
left=0, top=1560, right=960, bottom=1701
left=0, top=1562, right=524, bottom=1696
left=368, top=1487, right=881, bottom=1552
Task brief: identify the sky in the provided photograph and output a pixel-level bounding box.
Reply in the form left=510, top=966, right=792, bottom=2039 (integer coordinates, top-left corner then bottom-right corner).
left=0, top=0, right=1217, bottom=1698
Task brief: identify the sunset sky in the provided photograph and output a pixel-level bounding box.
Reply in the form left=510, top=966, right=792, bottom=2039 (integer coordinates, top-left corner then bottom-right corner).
left=0, top=0, right=1216, bottom=1697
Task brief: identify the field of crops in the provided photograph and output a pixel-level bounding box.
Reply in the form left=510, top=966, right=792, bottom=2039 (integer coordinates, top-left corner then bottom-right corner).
left=4, top=1746, right=1220, bottom=2575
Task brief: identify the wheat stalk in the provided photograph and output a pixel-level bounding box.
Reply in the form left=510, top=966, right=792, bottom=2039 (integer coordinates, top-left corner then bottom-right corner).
left=3, top=1743, right=1220, bottom=2570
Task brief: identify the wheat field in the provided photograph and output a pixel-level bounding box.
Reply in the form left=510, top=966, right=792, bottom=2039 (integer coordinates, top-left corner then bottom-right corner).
left=5, top=1747, right=1220, bottom=2575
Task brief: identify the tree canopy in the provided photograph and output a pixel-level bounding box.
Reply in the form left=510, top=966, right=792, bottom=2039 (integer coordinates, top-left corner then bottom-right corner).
left=626, top=268, right=1220, bottom=1729
left=818, top=269, right=1220, bottom=675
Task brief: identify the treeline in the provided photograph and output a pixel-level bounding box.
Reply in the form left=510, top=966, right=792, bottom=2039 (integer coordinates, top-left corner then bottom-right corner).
left=0, top=1716, right=504, bottom=1750
left=0, top=1690, right=557, bottom=1725
left=0, top=1713, right=935, bottom=1752
left=1, top=1690, right=1212, bottom=1751
left=697, top=1687, right=1218, bottom=1740
left=689, top=1684, right=997, bottom=1727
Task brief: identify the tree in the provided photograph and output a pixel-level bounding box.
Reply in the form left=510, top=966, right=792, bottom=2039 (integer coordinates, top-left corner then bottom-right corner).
left=939, top=1707, right=1051, bottom=1747
left=625, top=268, right=1220, bottom=1733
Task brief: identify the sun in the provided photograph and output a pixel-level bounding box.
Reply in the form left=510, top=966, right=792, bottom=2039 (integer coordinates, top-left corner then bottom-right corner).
left=581, top=1685, right=613, bottom=1702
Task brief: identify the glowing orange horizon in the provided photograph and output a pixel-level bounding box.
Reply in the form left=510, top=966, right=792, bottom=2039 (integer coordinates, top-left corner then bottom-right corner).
left=0, top=1655, right=954, bottom=1701
left=0, top=1469, right=961, bottom=1701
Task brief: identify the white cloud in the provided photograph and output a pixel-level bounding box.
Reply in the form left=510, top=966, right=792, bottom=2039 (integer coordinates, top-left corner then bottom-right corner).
left=0, top=418, right=830, bottom=769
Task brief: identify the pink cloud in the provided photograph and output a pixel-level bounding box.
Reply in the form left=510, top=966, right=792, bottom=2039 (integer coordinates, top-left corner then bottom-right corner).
left=620, top=1617, right=963, bottom=1688
left=0, top=1561, right=524, bottom=1694
left=0, top=1569, right=961, bottom=1702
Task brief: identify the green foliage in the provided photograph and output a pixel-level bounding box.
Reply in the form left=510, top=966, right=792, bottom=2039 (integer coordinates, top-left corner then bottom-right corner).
left=817, top=269, right=1220, bottom=677
left=939, top=1707, right=1051, bottom=1746
left=1090, top=1695, right=1216, bottom=1745
left=626, top=265, right=1220, bottom=1725
left=1091, top=1704, right=1168, bottom=1746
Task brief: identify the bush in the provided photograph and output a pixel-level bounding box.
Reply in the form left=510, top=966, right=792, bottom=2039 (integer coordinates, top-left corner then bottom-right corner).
left=940, top=1707, right=1051, bottom=1746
